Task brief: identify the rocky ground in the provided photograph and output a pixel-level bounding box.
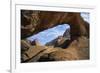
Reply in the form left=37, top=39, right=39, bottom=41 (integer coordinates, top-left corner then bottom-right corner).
left=21, top=35, right=89, bottom=63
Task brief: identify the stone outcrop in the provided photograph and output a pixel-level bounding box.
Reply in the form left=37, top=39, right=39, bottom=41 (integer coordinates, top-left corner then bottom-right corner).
left=39, top=36, right=89, bottom=61
left=21, top=36, right=89, bottom=62
left=46, top=36, right=71, bottom=48
left=30, top=39, right=42, bottom=46
left=21, top=10, right=89, bottom=40
left=46, top=28, right=71, bottom=48
left=21, top=10, right=89, bottom=63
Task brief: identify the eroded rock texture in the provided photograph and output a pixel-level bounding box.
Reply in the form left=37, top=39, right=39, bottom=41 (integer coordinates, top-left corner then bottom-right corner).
left=21, top=10, right=89, bottom=63
left=21, top=10, right=89, bottom=39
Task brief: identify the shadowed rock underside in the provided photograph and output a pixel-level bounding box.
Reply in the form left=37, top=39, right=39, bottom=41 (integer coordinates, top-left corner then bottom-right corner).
left=21, top=10, right=89, bottom=63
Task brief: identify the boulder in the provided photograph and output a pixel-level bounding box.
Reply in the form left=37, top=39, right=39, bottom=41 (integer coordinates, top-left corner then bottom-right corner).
left=21, top=36, right=89, bottom=62
left=21, top=40, right=31, bottom=52
left=31, top=39, right=42, bottom=46
left=40, top=36, right=89, bottom=61
left=21, top=46, right=46, bottom=62
left=46, top=36, right=71, bottom=48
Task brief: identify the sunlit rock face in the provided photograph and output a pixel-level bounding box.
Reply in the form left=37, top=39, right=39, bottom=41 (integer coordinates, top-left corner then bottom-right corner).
left=21, top=10, right=90, bottom=62
left=45, top=27, right=71, bottom=48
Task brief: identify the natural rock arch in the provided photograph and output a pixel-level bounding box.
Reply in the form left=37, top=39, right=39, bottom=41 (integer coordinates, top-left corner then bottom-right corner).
left=21, top=10, right=89, bottom=41
left=21, top=10, right=90, bottom=62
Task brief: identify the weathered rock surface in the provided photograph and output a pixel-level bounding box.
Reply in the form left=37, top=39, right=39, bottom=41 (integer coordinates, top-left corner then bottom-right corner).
left=21, top=36, right=89, bottom=62
left=22, top=46, right=46, bottom=62
left=46, top=36, right=71, bottom=48
left=21, top=10, right=89, bottom=62
left=21, top=40, right=31, bottom=52
left=21, top=10, right=89, bottom=40
left=21, top=45, right=58, bottom=62
left=39, top=36, right=89, bottom=61
left=67, top=36, right=89, bottom=59
left=46, top=28, right=71, bottom=48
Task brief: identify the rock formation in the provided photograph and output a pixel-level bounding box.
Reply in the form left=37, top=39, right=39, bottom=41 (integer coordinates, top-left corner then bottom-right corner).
left=21, top=10, right=89, bottom=40
left=46, top=28, right=71, bottom=48
left=21, top=10, right=89, bottom=63
left=46, top=36, right=71, bottom=48
left=38, top=36, right=89, bottom=61
left=31, top=39, right=42, bottom=46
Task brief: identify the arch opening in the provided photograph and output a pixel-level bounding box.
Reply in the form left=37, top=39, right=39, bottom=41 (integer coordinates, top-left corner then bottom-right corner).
left=27, top=24, right=71, bottom=48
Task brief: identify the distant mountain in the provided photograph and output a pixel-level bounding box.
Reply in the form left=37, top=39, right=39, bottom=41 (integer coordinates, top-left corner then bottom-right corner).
left=45, top=28, right=71, bottom=48
left=63, top=27, right=70, bottom=39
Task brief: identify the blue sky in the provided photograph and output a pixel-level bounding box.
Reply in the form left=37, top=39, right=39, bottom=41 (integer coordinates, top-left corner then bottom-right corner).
left=27, top=13, right=89, bottom=45
left=27, top=24, right=70, bottom=45
left=81, top=12, right=89, bottom=23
